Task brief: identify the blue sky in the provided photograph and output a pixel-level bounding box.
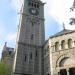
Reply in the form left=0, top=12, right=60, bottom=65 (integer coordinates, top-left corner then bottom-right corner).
left=0, top=0, right=17, bottom=57
left=0, top=0, right=75, bottom=58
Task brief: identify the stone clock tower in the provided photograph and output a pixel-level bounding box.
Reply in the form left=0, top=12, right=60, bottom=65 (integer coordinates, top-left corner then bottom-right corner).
left=12, top=0, right=45, bottom=75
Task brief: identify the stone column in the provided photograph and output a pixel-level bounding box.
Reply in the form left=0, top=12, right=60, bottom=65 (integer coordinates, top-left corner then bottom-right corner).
left=66, top=69, right=69, bottom=75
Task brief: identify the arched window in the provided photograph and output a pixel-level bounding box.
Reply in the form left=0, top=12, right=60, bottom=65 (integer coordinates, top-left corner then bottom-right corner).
left=61, top=40, right=65, bottom=49
left=34, top=3, right=36, bottom=8
left=37, top=4, right=39, bottom=8
left=59, top=57, right=69, bottom=67
left=68, top=39, right=72, bottom=48
left=55, top=42, right=59, bottom=51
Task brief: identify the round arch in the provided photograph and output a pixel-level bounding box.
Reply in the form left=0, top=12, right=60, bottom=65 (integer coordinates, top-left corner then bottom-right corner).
left=56, top=54, right=70, bottom=67
left=68, top=38, right=72, bottom=48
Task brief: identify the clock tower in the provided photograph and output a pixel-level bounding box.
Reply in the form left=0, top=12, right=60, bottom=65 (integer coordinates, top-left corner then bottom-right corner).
left=12, top=0, right=45, bottom=75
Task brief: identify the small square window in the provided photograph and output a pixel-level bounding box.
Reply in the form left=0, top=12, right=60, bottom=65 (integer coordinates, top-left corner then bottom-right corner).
left=37, top=4, right=39, bottom=8
left=31, top=34, right=34, bottom=40
left=30, top=53, right=32, bottom=59
left=24, top=55, right=27, bottom=62
left=36, top=51, right=38, bottom=57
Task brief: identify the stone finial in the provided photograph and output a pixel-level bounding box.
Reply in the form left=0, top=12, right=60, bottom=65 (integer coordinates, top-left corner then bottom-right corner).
left=63, top=23, right=65, bottom=30
left=3, top=42, right=7, bottom=51
left=5, top=42, right=7, bottom=46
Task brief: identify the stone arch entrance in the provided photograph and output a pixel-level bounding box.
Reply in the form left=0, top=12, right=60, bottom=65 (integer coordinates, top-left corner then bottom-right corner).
left=69, top=68, right=75, bottom=75
left=56, top=56, right=75, bottom=75
left=59, top=68, right=75, bottom=75
left=60, top=69, right=67, bottom=75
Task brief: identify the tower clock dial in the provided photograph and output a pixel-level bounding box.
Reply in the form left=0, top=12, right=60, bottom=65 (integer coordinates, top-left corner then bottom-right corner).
left=29, top=8, right=39, bottom=15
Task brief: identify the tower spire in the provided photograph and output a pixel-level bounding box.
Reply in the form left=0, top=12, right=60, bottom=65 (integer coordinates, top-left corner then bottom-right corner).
left=3, top=42, right=7, bottom=52
left=63, top=23, right=65, bottom=30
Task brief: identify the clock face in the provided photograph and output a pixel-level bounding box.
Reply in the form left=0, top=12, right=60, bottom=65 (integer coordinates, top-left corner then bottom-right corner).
left=29, top=8, right=39, bottom=15
left=31, top=9, right=36, bottom=14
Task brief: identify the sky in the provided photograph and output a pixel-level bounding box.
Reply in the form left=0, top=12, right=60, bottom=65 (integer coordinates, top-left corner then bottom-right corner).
left=0, top=0, right=75, bottom=58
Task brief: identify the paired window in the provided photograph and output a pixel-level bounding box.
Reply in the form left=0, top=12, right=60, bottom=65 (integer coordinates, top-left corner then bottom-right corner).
left=28, top=2, right=39, bottom=8
left=55, top=38, right=73, bottom=51
left=24, top=53, right=33, bottom=62
left=24, top=51, right=38, bottom=62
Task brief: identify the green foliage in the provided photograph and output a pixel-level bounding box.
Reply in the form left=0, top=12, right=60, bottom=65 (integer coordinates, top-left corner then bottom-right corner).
left=0, top=62, right=11, bottom=75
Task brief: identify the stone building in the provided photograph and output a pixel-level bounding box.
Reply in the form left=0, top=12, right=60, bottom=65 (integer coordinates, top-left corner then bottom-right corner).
left=43, top=29, right=75, bottom=75
left=1, top=42, right=14, bottom=69
left=1, top=0, right=75, bottom=75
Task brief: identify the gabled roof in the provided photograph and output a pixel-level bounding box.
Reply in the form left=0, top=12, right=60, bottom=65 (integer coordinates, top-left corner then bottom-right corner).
left=50, top=29, right=75, bottom=38
left=43, top=29, right=75, bottom=46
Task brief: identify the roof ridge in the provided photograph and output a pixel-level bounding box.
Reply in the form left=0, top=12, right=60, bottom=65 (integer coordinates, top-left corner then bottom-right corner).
left=50, top=29, right=75, bottom=38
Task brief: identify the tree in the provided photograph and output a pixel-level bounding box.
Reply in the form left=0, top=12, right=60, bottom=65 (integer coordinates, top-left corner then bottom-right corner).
left=69, top=18, right=75, bottom=25
left=70, top=0, right=75, bottom=11
left=0, top=62, right=11, bottom=75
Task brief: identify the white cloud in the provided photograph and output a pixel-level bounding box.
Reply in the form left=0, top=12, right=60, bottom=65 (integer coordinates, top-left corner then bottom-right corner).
left=0, top=21, right=6, bottom=39
left=0, top=21, right=6, bottom=59
left=10, top=0, right=24, bottom=26
left=6, top=32, right=16, bottom=42
left=10, top=0, right=75, bottom=30
left=42, top=0, right=75, bottom=30
left=44, top=0, right=75, bottom=31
